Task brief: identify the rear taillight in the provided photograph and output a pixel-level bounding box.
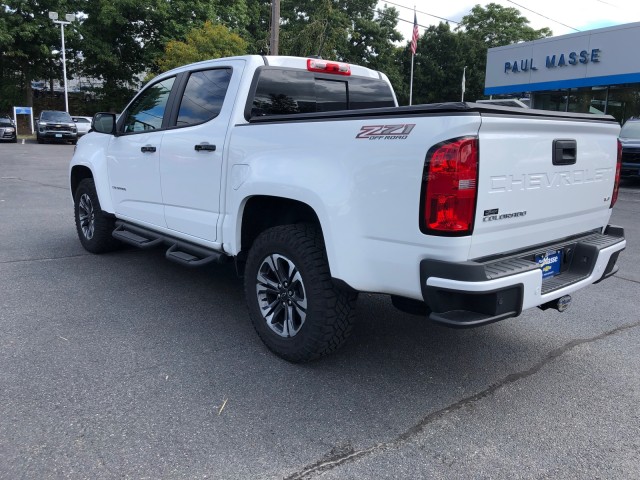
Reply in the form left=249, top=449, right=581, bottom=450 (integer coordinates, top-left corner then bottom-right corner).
left=420, top=137, right=479, bottom=236
left=611, top=139, right=622, bottom=208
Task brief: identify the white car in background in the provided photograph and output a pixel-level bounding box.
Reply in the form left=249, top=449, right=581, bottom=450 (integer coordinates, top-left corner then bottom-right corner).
left=71, top=116, right=92, bottom=137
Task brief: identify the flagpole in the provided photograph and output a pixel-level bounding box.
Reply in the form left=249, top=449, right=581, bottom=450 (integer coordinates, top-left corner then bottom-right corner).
left=409, top=8, right=418, bottom=106
left=410, top=54, right=415, bottom=106
left=461, top=65, right=467, bottom=102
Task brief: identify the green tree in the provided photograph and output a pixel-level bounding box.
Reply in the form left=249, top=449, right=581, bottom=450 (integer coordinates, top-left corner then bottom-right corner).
left=156, top=21, right=247, bottom=73
left=456, top=3, right=552, bottom=100
left=0, top=0, right=82, bottom=111
left=398, top=22, right=471, bottom=105
left=459, top=3, right=552, bottom=48
left=77, top=0, right=221, bottom=110
left=398, top=3, right=553, bottom=105
left=274, top=0, right=403, bottom=93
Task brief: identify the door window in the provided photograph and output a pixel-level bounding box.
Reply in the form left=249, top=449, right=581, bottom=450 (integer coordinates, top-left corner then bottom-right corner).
left=176, top=69, right=233, bottom=127
left=123, top=77, right=175, bottom=133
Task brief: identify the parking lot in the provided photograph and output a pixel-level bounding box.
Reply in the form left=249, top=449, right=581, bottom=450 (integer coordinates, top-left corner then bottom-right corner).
left=1, top=142, right=639, bottom=479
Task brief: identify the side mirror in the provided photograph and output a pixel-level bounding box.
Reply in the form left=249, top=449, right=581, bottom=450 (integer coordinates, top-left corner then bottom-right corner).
left=92, top=112, right=117, bottom=135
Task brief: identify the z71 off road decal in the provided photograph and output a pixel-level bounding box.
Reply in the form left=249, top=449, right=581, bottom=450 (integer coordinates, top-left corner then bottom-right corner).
left=356, top=124, right=415, bottom=140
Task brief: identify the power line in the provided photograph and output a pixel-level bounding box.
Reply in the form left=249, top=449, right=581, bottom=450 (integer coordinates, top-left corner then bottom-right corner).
left=379, top=1, right=460, bottom=25
left=595, top=0, right=619, bottom=7
left=505, top=0, right=581, bottom=32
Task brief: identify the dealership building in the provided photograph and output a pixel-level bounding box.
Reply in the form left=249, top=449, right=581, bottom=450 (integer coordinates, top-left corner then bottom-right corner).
left=484, top=21, right=640, bottom=124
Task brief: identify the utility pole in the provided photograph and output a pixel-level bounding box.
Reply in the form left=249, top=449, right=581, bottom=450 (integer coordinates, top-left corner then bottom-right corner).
left=270, top=0, right=280, bottom=56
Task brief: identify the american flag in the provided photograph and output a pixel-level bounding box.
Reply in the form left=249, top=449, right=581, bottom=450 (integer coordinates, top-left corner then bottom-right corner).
left=411, top=12, right=419, bottom=55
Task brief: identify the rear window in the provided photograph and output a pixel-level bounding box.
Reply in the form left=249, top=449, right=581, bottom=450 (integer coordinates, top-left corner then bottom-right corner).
left=250, top=68, right=394, bottom=117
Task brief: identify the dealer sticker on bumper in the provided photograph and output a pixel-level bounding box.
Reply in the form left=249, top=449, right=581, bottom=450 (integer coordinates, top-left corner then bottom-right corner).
left=536, top=250, right=561, bottom=279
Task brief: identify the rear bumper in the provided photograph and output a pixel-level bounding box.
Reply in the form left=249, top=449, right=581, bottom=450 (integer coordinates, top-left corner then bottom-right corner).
left=420, top=226, right=625, bottom=328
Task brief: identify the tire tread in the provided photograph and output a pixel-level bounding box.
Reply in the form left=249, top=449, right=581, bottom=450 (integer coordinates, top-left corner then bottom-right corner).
left=244, top=224, right=356, bottom=362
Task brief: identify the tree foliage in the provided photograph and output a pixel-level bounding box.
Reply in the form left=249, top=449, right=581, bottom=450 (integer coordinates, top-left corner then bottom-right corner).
left=157, top=21, right=247, bottom=73
left=0, top=0, right=82, bottom=112
left=459, top=3, right=552, bottom=48
left=396, top=3, right=553, bottom=105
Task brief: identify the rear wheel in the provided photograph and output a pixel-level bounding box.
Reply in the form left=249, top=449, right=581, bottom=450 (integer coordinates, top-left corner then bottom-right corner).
left=244, top=224, right=357, bottom=362
left=74, top=178, right=120, bottom=253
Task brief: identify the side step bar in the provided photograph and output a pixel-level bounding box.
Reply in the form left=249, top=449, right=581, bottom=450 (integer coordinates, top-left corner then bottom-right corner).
left=112, top=221, right=229, bottom=267
left=113, top=224, right=163, bottom=249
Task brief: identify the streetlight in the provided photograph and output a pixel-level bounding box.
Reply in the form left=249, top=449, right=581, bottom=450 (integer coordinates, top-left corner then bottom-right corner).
left=48, top=11, right=76, bottom=113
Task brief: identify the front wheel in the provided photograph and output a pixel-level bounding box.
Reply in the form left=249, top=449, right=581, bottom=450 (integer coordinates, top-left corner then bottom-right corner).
left=244, top=224, right=357, bottom=362
left=73, top=178, right=120, bottom=253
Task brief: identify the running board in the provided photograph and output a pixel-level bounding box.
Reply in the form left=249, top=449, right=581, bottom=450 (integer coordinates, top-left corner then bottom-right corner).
left=165, top=243, right=226, bottom=267
left=112, top=221, right=229, bottom=267
left=113, top=224, right=163, bottom=248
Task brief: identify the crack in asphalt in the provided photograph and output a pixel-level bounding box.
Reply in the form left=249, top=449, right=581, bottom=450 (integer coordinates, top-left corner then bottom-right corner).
left=615, top=275, right=640, bottom=285
left=284, top=320, right=640, bottom=480
left=0, top=253, right=92, bottom=265
left=0, top=250, right=148, bottom=265
left=1, top=176, right=68, bottom=191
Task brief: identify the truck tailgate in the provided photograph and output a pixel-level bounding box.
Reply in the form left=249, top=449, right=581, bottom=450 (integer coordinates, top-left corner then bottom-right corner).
left=470, top=115, right=620, bottom=259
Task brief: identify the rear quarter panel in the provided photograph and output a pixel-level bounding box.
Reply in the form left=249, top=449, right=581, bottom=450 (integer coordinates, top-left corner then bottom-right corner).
left=224, top=113, right=483, bottom=298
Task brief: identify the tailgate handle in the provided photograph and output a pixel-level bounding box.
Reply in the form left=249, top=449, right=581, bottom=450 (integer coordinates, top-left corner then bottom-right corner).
left=553, top=139, right=577, bottom=166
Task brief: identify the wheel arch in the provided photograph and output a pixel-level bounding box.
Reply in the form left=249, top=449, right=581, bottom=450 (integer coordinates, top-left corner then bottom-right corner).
left=239, top=196, right=324, bottom=258
left=70, top=165, right=94, bottom=197
left=69, top=162, right=115, bottom=214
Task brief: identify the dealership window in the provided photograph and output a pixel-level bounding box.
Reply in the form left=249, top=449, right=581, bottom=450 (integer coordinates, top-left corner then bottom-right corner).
left=531, top=91, right=568, bottom=112
left=532, top=85, right=640, bottom=124
left=607, top=84, right=640, bottom=124
left=567, top=87, right=608, bottom=115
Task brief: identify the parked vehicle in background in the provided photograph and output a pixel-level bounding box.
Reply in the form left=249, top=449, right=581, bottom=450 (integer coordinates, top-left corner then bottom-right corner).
left=69, top=55, right=625, bottom=362
left=72, top=116, right=92, bottom=137
left=0, top=115, right=17, bottom=143
left=36, top=110, right=77, bottom=144
left=619, top=118, right=640, bottom=178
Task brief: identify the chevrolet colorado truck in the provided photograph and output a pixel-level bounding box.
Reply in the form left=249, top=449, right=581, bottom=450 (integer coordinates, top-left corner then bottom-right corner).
left=69, top=55, right=626, bottom=362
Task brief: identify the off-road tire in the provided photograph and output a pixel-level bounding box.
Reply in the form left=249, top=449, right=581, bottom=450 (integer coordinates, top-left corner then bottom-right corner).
left=244, top=224, right=357, bottom=362
left=74, top=178, right=120, bottom=253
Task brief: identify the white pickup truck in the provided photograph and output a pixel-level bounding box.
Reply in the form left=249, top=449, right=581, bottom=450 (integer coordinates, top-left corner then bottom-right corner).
left=70, top=55, right=625, bottom=362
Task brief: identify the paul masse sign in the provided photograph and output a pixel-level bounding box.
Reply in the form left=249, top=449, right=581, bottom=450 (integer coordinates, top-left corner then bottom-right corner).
left=484, top=22, right=640, bottom=95
left=503, top=48, right=601, bottom=74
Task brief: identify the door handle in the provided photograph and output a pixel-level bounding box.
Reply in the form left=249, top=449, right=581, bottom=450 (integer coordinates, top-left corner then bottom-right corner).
left=141, top=145, right=156, bottom=153
left=194, top=143, right=216, bottom=152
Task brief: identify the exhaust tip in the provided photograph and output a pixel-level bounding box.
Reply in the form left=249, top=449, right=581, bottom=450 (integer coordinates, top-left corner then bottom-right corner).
left=538, top=294, right=572, bottom=313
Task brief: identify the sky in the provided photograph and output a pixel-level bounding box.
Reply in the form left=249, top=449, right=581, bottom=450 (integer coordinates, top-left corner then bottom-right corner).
left=379, top=0, right=640, bottom=43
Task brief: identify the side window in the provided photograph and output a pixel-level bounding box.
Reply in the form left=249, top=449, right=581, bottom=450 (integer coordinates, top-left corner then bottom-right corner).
left=123, top=77, right=175, bottom=133
left=176, top=68, right=232, bottom=126
left=252, top=70, right=315, bottom=116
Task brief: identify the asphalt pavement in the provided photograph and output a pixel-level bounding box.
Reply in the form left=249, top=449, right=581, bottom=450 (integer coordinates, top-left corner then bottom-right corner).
left=1, top=142, right=639, bottom=479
